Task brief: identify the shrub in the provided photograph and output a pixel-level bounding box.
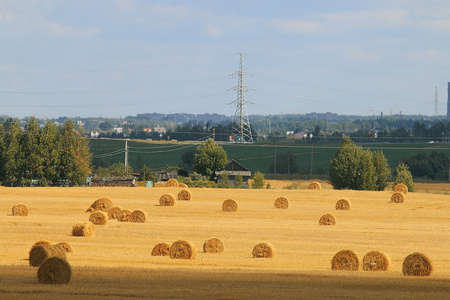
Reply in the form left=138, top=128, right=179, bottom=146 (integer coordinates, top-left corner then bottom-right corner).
left=394, top=163, right=415, bottom=192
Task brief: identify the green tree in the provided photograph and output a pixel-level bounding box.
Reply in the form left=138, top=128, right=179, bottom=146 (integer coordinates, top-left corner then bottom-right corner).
left=0, top=122, right=5, bottom=181
left=329, top=137, right=376, bottom=190
left=3, top=119, right=23, bottom=185
left=218, top=173, right=231, bottom=188
left=251, top=171, right=266, bottom=189
left=140, top=165, right=159, bottom=182
left=59, top=119, right=91, bottom=186
left=372, top=150, right=391, bottom=191
left=234, top=174, right=244, bottom=189
left=192, top=138, right=227, bottom=180
left=21, top=117, right=43, bottom=184
left=394, top=163, right=415, bottom=192
left=97, top=162, right=130, bottom=177
left=40, top=121, right=61, bottom=186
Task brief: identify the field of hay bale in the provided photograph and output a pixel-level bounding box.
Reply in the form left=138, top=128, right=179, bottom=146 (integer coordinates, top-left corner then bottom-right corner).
left=1, top=182, right=449, bottom=299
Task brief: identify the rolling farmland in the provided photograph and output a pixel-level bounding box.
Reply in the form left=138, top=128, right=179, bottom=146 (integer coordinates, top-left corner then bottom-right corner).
left=90, top=139, right=450, bottom=175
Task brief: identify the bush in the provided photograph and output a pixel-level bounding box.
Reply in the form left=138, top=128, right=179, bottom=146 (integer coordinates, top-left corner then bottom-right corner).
left=394, top=163, right=415, bottom=192
left=251, top=171, right=266, bottom=189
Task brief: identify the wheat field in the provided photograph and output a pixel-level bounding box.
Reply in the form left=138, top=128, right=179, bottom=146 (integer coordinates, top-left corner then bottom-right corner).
left=1, top=183, right=449, bottom=299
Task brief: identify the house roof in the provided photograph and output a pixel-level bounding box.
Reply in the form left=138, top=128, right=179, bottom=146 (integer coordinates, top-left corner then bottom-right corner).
left=223, top=159, right=249, bottom=172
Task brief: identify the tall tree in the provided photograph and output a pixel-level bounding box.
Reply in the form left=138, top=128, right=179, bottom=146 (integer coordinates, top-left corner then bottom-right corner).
left=40, top=121, right=61, bottom=185
left=59, top=119, right=91, bottom=186
left=373, top=150, right=391, bottom=191
left=0, top=122, right=5, bottom=181
left=3, top=119, right=23, bottom=185
left=21, top=117, right=42, bottom=183
left=192, top=138, right=227, bottom=180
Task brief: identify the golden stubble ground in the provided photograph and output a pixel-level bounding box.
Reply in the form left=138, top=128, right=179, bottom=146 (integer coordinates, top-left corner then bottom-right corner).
left=1, top=183, right=449, bottom=299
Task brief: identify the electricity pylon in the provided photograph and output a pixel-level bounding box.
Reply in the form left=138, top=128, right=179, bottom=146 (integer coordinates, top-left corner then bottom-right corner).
left=231, top=53, right=253, bottom=143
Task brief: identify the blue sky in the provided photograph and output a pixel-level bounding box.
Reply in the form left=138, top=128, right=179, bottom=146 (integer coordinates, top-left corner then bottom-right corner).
left=1, top=0, right=450, bottom=119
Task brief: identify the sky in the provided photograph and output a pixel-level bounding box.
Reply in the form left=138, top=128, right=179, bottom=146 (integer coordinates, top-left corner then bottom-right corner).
left=2, top=0, right=450, bottom=119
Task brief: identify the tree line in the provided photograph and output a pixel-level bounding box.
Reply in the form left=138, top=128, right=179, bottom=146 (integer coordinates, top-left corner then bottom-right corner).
left=0, top=117, right=91, bottom=186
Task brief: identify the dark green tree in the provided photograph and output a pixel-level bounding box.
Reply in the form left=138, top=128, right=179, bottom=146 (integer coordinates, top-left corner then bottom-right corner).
left=40, top=121, right=61, bottom=186
left=192, top=138, right=227, bottom=180
left=0, top=122, right=5, bottom=181
left=372, top=150, right=391, bottom=191
left=59, top=119, right=92, bottom=186
left=3, top=119, right=23, bottom=185
left=21, top=117, right=42, bottom=184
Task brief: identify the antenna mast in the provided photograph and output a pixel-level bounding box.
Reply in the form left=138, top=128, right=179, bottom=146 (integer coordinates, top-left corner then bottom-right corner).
left=434, top=86, right=438, bottom=117
left=231, top=53, right=253, bottom=143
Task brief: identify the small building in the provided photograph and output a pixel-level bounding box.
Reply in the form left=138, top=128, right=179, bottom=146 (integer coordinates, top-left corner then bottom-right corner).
left=156, top=170, right=178, bottom=181
left=215, top=159, right=251, bottom=187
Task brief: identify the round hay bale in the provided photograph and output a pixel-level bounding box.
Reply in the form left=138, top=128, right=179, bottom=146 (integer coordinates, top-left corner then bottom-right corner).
left=160, top=193, right=176, bottom=206
left=86, top=197, right=114, bottom=213
left=331, top=250, right=361, bottom=271
left=166, top=178, right=179, bottom=187
left=72, top=222, right=95, bottom=237
left=29, top=240, right=52, bottom=255
left=29, top=244, right=67, bottom=267
left=151, top=242, right=171, bottom=256
left=12, top=203, right=29, bottom=216
left=56, top=242, right=73, bottom=253
left=319, top=213, right=336, bottom=225
left=117, top=209, right=131, bottom=222
left=129, top=209, right=148, bottom=223
left=89, top=211, right=108, bottom=225
left=394, top=183, right=408, bottom=194
left=308, top=181, right=321, bottom=190
left=252, top=242, right=275, bottom=258
left=107, top=206, right=122, bottom=219
left=203, top=238, right=224, bottom=253
left=37, top=257, right=71, bottom=284
left=335, top=198, right=352, bottom=210
left=169, top=240, right=197, bottom=259
left=391, top=192, right=405, bottom=203
left=179, top=183, right=188, bottom=188
left=222, top=199, right=238, bottom=212
left=402, top=253, right=433, bottom=276
left=274, top=197, right=289, bottom=209
left=178, top=189, right=192, bottom=201
left=363, top=251, right=390, bottom=271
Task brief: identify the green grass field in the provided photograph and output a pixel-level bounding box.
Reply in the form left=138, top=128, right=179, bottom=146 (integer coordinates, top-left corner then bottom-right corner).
left=89, top=139, right=450, bottom=175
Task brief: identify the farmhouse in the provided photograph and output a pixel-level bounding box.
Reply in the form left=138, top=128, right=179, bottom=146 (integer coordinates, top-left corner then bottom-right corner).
left=215, top=159, right=251, bottom=186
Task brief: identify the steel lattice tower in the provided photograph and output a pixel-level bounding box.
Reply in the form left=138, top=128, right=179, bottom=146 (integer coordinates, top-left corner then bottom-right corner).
left=231, top=53, right=253, bottom=143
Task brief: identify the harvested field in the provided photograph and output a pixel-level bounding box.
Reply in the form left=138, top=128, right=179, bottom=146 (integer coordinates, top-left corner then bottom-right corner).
left=1, top=184, right=449, bottom=299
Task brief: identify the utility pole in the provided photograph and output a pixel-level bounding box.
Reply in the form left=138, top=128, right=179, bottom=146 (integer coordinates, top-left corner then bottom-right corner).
left=310, top=144, right=314, bottom=175
left=231, top=53, right=253, bottom=143
left=125, top=140, right=129, bottom=176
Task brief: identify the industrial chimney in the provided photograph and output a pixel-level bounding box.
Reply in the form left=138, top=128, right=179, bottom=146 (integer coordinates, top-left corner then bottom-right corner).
left=448, top=82, right=450, bottom=120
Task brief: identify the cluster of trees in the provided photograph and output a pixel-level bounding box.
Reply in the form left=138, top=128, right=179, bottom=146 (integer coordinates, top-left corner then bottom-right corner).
left=0, top=118, right=91, bottom=186
left=329, top=137, right=413, bottom=191
left=403, top=152, right=449, bottom=181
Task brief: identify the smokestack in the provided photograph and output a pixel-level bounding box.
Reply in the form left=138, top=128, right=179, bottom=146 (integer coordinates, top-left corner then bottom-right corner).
left=448, top=83, right=450, bottom=120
